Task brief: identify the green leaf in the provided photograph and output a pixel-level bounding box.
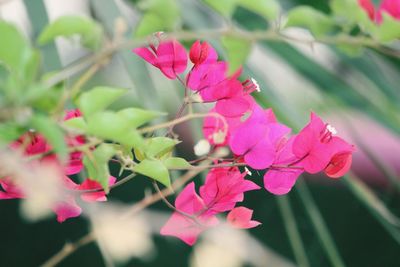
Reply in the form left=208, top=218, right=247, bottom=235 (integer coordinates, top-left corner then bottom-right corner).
left=30, top=114, right=68, bottom=162
left=237, top=0, right=279, bottom=21
left=0, top=122, right=24, bottom=143
left=203, top=0, right=238, bottom=17
left=133, top=159, right=170, bottom=187
left=63, top=117, right=87, bottom=132
left=285, top=6, right=335, bottom=37
left=144, top=137, right=179, bottom=158
left=87, top=111, right=143, bottom=148
left=117, top=108, right=164, bottom=128
left=374, top=13, right=400, bottom=42
left=221, top=36, right=252, bottom=74
left=0, top=20, right=39, bottom=87
left=163, top=157, right=191, bottom=169
left=77, top=86, right=127, bottom=116
left=37, top=15, right=103, bottom=50
left=135, top=0, right=180, bottom=37
left=83, top=143, right=116, bottom=193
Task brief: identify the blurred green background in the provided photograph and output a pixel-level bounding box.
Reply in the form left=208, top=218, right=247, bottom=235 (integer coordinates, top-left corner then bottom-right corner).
left=0, top=0, right=399, bottom=266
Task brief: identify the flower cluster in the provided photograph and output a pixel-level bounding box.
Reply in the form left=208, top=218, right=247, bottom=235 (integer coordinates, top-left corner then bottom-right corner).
left=0, top=109, right=114, bottom=222
left=359, top=0, right=400, bottom=23
left=135, top=36, right=355, bottom=245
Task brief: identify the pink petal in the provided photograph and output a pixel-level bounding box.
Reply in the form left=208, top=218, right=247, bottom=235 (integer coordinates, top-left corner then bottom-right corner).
left=175, top=182, right=206, bottom=213
left=0, top=178, right=24, bottom=199
left=264, top=169, right=303, bottom=195
left=172, top=40, right=188, bottom=74
left=160, top=212, right=219, bottom=246
left=79, top=176, right=116, bottom=202
left=133, top=47, right=157, bottom=66
left=325, top=152, right=353, bottom=178
left=156, top=42, right=176, bottom=79
left=215, top=96, right=250, bottom=118
left=53, top=197, right=82, bottom=223
left=199, top=167, right=260, bottom=213
left=227, top=207, right=261, bottom=229
left=244, top=137, right=276, bottom=170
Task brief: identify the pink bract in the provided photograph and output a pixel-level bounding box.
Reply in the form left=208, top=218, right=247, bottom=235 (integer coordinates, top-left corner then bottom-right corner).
left=292, top=112, right=354, bottom=175
left=199, top=166, right=260, bottom=214
left=133, top=39, right=187, bottom=79
left=160, top=182, right=219, bottom=245
left=227, top=207, right=261, bottom=229
left=230, top=105, right=291, bottom=170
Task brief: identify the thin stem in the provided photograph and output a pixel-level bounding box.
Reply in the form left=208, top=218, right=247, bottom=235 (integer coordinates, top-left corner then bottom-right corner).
left=138, top=112, right=228, bottom=136
left=40, top=233, right=94, bottom=267
left=152, top=180, right=202, bottom=225
left=44, top=28, right=400, bottom=89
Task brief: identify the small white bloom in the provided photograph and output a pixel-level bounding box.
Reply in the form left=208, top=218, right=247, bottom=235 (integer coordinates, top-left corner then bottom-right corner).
left=244, top=167, right=252, bottom=176
left=327, top=124, right=337, bottom=135
left=194, top=139, right=211, bottom=156
left=251, top=77, right=261, bottom=92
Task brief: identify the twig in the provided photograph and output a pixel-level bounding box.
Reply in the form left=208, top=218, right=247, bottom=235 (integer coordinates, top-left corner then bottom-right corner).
left=40, top=233, right=94, bottom=267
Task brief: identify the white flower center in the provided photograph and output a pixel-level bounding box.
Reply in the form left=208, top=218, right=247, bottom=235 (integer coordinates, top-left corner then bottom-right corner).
left=327, top=124, right=337, bottom=135
left=251, top=78, right=261, bottom=92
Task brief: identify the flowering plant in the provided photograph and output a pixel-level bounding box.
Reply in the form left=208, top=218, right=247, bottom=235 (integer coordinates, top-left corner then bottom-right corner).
left=0, top=0, right=399, bottom=266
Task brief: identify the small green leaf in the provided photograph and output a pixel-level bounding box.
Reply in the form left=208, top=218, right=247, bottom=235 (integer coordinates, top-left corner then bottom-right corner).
left=238, top=0, right=279, bottom=21
left=117, top=108, right=164, bottom=128
left=164, top=157, right=191, bottom=169
left=87, top=111, right=143, bottom=148
left=135, top=0, right=180, bottom=37
left=83, top=143, right=116, bottom=193
left=38, top=15, right=103, bottom=50
left=30, top=114, right=68, bottom=162
left=144, top=137, right=179, bottom=158
left=285, top=6, right=335, bottom=37
left=203, top=0, right=238, bottom=17
left=77, top=86, right=127, bottom=116
left=221, top=36, right=252, bottom=74
left=133, top=159, right=171, bottom=187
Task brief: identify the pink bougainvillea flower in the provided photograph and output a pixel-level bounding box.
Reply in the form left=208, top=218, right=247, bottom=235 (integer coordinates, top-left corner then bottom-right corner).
left=54, top=176, right=116, bottom=223
left=292, top=112, right=354, bottom=175
left=0, top=177, right=25, bottom=199
left=133, top=38, right=187, bottom=79
left=227, top=207, right=261, bottom=229
left=189, top=40, right=217, bottom=66
left=358, top=0, right=376, bottom=20
left=160, top=182, right=219, bottom=245
left=263, top=136, right=304, bottom=195
left=199, top=166, right=260, bottom=214
left=377, top=0, right=400, bottom=21
left=230, top=105, right=291, bottom=169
